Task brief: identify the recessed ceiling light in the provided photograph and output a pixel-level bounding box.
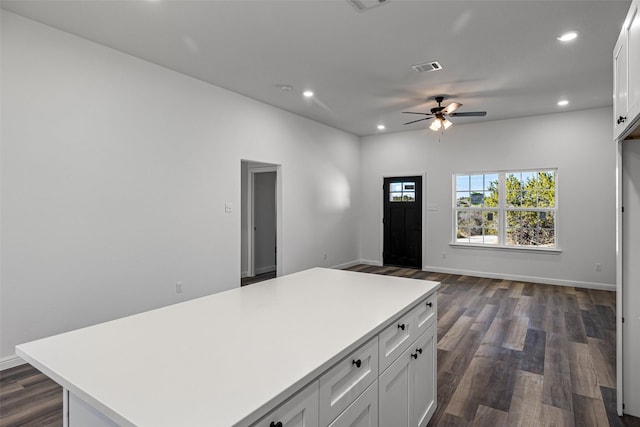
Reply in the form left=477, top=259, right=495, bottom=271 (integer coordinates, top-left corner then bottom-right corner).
left=377, top=124, right=386, bottom=130
left=557, top=31, right=578, bottom=42
left=558, top=99, right=569, bottom=106
left=303, top=90, right=314, bottom=98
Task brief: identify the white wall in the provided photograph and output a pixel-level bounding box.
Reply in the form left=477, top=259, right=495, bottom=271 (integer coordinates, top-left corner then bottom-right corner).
left=360, top=108, right=616, bottom=289
left=0, top=12, right=360, bottom=361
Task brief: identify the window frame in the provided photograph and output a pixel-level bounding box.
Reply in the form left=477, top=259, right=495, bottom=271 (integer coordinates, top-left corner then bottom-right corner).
left=451, top=169, right=560, bottom=252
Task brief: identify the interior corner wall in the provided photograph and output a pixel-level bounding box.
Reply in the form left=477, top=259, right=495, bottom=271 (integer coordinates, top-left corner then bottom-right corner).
left=360, top=107, right=616, bottom=289
left=0, top=11, right=360, bottom=360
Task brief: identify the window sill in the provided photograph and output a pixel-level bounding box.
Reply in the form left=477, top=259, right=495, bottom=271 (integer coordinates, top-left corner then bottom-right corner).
left=449, top=243, right=562, bottom=254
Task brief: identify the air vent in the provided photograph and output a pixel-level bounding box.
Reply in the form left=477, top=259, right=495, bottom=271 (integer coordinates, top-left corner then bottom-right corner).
left=411, top=61, right=443, bottom=73
left=347, top=0, right=390, bottom=12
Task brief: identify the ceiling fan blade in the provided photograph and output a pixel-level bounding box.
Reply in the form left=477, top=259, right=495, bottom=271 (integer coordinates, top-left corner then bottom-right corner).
left=448, top=111, right=487, bottom=117
left=403, top=117, right=432, bottom=125
left=402, top=111, right=431, bottom=115
left=442, top=102, right=462, bottom=115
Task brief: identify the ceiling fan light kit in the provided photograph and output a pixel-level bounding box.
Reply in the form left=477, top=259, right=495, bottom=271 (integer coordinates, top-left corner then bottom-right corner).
left=403, top=95, right=487, bottom=133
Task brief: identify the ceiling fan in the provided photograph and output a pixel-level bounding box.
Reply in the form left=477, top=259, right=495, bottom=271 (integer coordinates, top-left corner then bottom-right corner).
left=403, top=96, right=487, bottom=131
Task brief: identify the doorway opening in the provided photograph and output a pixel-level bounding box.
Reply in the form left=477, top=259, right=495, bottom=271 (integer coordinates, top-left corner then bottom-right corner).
left=241, top=160, right=282, bottom=286
left=382, top=175, right=423, bottom=268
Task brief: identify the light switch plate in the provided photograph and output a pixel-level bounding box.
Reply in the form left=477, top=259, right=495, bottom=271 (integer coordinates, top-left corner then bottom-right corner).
left=225, top=203, right=232, bottom=213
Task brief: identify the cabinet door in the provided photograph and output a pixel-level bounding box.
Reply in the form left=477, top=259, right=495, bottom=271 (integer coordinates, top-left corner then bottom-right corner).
left=379, top=347, right=412, bottom=427
left=379, top=309, right=414, bottom=373
left=412, top=295, right=436, bottom=338
left=319, top=337, right=378, bottom=426
left=614, top=30, right=628, bottom=140
left=411, top=325, right=437, bottom=427
left=253, top=382, right=319, bottom=427
left=327, top=381, right=378, bottom=427
left=627, top=0, right=640, bottom=125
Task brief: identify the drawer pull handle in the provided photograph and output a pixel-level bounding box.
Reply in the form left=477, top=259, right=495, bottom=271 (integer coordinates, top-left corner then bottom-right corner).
left=411, top=353, right=418, bottom=359
left=416, top=348, right=423, bottom=354
left=426, top=302, right=433, bottom=307
left=398, top=323, right=406, bottom=331
left=270, top=422, right=283, bottom=427
left=352, top=359, right=362, bottom=368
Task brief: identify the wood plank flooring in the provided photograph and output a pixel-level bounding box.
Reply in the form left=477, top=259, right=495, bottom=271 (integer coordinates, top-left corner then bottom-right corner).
left=241, top=270, right=277, bottom=286
left=0, top=363, right=62, bottom=426
left=344, top=264, right=640, bottom=427
left=1, top=264, right=639, bottom=426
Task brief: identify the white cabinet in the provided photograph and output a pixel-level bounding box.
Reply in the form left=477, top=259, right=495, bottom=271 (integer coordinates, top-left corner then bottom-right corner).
left=328, top=381, right=378, bottom=427
left=411, top=325, right=437, bottom=427
left=379, top=343, right=412, bottom=427
left=68, top=392, right=118, bottom=427
left=17, top=268, right=440, bottom=427
left=378, top=324, right=437, bottom=427
left=614, top=0, right=640, bottom=140
left=412, top=294, right=436, bottom=338
left=622, top=140, right=640, bottom=417
left=253, top=382, right=319, bottom=427
left=628, top=1, right=640, bottom=128
left=378, top=308, right=415, bottom=373
left=616, top=0, right=640, bottom=418
left=319, top=337, right=378, bottom=426
left=614, top=30, right=628, bottom=140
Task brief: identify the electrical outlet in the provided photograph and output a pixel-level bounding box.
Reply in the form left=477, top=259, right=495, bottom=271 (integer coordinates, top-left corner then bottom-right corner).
left=323, top=253, right=327, bottom=261
left=176, top=282, right=183, bottom=293
left=595, top=263, right=602, bottom=272
left=442, top=252, right=447, bottom=259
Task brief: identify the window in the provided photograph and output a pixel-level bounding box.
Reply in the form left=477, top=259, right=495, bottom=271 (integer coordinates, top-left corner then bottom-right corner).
left=389, top=181, right=416, bottom=202
left=454, top=170, right=557, bottom=248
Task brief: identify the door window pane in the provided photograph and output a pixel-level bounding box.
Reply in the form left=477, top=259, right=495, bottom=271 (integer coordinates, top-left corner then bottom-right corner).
left=390, top=181, right=416, bottom=202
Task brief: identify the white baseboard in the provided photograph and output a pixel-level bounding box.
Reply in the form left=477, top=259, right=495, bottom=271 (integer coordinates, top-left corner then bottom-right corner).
left=423, top=265, right=615, bottom=291
left=1, top=355, right=26, bottom=371
left=255, top=265, right=276, bottom=275
left=331, top=260, right=362, bottom=270
left=241, top=270, right=248, bottom=279
left=356, top=259, right=383, bottom=267
left=332, top=259, right=383, bottom=269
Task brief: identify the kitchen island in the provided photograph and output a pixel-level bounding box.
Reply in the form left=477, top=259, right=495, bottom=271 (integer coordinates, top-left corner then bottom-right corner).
left=16, top=267, right=440, bottom=427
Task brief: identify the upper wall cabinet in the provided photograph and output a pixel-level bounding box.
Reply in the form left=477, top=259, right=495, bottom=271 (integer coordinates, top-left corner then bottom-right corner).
left=614, top=0, right=640, bottom=141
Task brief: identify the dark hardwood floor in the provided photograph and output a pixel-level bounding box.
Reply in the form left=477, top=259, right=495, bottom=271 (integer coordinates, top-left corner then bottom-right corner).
left=0, top=363, right=62, bottom=426
left=2, top=264, right=639, bottom=426
left=344, top=264, right=640, bottom=427
left=241, top=270, right=277, bottom=286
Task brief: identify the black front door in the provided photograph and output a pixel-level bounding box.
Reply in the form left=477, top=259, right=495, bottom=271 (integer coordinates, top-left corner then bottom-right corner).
left=383, top=176, right=422, bottom=268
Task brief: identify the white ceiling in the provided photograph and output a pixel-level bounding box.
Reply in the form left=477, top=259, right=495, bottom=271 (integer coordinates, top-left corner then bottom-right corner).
left=1, top=0, right=631, bottom=136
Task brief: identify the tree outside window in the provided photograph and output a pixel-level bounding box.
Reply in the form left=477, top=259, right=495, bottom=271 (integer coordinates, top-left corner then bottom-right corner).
left=455, top=170, right=556, bottom=248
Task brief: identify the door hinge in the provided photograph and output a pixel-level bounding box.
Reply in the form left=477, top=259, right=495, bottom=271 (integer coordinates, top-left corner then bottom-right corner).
left=622, top=206, right=625, bottom=213
left=623, top=317, right=625, bottom=323
left=623, top=403, right=625, bottom=410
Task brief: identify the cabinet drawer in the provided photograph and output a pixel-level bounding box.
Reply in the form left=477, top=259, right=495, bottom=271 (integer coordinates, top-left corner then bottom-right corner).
left=327, top=380, right=378, bottom=427
left=379, top=308, right=414, bottom=373
left=412, top=294, right=437, bottom=338
left=253, top=381, right=319, bottom=427
left=319, top=337, right=378, bottom=426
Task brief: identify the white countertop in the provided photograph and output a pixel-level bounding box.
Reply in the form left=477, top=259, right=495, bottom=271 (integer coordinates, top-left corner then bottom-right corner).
left=16, top=267, right=439, bottom=426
